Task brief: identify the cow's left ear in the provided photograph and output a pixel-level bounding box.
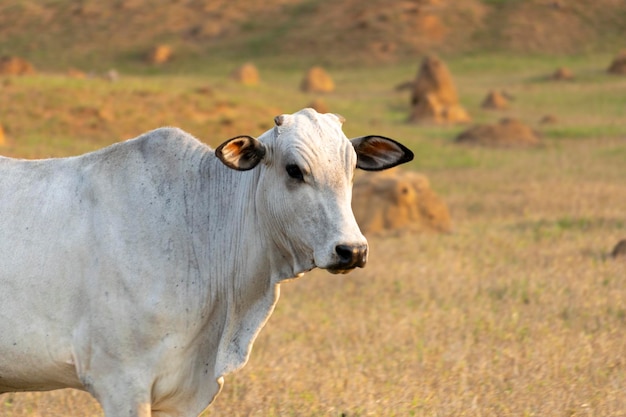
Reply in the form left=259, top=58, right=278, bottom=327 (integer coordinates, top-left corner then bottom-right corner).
left=215, top=135, right=266, bottom=171
left=351, top=135, right=414, bottom=171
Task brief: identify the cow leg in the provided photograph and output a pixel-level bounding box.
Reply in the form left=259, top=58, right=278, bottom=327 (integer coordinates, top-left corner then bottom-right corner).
left=84, top=374, right=152, bottom=417
left=150, top=377, right=224, bottom=417
left=100, top=401, right=151, bottom=417
left=97, top=391, right=152, bottom=417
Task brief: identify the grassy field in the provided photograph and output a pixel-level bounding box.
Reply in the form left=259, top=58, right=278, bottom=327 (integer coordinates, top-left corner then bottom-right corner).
left=1, top=53, right=625, bottom=416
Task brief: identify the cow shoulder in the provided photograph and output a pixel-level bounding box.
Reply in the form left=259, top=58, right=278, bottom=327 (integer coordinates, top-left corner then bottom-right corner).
left=84, top=127, right=206, bottom=176
left=126, top=127, right=204, bottom=161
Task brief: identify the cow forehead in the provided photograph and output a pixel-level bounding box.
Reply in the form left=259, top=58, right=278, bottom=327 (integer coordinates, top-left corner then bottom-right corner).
left=273, top=109, right=355, bottom=168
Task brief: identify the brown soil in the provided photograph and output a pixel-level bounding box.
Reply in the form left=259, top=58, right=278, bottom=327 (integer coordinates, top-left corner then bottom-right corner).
left=308, top=98, right=330, bottom=114
left=0, top=56, right=35, bottom=75
left=301, top=66, right=335, bottom=93
left=550, top=67, right=574, bottom=81
left=146, top=45, right=173, bottom=65
left=481, top=90, right=509, bottom=110
left=455, top=118, right=540, bottom=147
left=66, top=68, right=87, bottom=79
left=539, top=114, right=559, bottom=125
left=408, top=55, right=470, bottom=124
left=352, top=169, right=452, bottom=235
left=612, top=239, right=626, bottom=258
left=607, top=50, right=626, bottom=75
left=231, top=63, right=260, bottom=86
left=0, top=1, right=622, bottom=68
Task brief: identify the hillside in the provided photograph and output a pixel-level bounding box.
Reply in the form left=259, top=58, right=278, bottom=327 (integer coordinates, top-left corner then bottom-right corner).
left=0, top=0, right=624, bottom=72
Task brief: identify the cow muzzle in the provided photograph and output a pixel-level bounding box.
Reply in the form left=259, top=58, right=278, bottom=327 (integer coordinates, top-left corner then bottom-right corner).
left=327, top=244, right=368, bottom=274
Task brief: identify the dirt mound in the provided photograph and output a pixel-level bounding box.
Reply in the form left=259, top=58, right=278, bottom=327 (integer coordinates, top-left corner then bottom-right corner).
left=352, top=169, right=452, bottom=235
left=455, top=118, right=540, bottom=147
left=481, top=90, right=509, bottom=110
left=301, top=66, right=335, bottom=93
left=539, top=114, right=558, bottom=125
left=0, top=56, right=35, bottom=75
left=612, top=239, right=626, bottom=258
left=408, top=55, right=470, bottom=124
left=411, top=56, right=459, bottom=107
left=231, top=63, right=260, bottom=86
left=607, top=51, right=626, bottom=75
left=146, top=45, right=173, bottom=65
left=308, top=98, right=329, bottom=114
left=67, top=68, right=87, bottom=79
left=550, top=67, right=574, bottom=80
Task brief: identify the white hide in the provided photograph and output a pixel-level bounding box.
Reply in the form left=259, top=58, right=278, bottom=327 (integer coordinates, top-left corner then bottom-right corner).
left=0, top=108, right=412, bottom=417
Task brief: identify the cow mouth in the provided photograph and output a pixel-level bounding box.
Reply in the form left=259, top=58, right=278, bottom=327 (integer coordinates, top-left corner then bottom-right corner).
left=323, top=255, right=368, bottom=274
left=326, top=266, right=358, bottom=275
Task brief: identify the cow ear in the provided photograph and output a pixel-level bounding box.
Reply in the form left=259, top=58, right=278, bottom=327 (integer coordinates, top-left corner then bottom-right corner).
left=351, top=135, right=414, bottom=171
left=215, top=135, right=266, bottom=171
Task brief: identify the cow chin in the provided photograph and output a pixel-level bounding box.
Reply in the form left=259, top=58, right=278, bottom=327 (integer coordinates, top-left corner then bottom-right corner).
left=326, top=266, right=357, bottom=275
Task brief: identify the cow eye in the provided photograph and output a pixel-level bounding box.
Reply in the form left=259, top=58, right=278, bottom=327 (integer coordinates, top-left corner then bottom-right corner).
left=286, top=164, right=304, bottom=181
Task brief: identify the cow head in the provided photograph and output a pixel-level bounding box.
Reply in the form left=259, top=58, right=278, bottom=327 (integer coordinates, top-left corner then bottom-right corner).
left=215, top=108, right=413, bottom=276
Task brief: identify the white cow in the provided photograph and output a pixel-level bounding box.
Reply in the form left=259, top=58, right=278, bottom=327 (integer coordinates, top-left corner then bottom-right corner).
left=0, top=108, right=413, bottom=416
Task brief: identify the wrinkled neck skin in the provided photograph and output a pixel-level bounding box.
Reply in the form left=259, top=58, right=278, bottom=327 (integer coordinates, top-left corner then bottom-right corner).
left=201, top=134, right=312, bottom=287
left=191, top=131, right=313, bottom=383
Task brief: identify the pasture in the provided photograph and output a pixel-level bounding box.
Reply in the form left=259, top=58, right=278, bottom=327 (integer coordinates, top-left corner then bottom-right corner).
left=1, top=53, right=625, bottom=416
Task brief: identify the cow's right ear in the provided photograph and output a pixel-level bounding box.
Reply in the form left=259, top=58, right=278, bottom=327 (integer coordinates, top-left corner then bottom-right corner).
left=215, top=135, right=266, bottom=171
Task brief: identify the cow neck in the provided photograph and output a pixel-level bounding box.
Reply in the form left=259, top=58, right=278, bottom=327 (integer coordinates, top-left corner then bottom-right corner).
left=193, top=153, right=282, bottom=378
left=191, top=155, right=267, bottom=283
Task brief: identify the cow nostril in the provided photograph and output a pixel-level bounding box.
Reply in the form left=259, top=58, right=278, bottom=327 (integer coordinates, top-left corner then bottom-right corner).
left=335, top=244, right=368, bottom=268
left=335, top=244, right=355, bottom=263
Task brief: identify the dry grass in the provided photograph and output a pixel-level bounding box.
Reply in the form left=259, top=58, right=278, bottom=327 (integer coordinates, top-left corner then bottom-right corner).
left=1, top=56, right=626, bottom=416
left=202, top=138, right=626, bottom=416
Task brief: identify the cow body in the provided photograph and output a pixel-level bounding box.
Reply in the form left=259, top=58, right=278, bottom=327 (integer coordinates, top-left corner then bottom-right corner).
left=0, top=109, right=412, bottom=416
